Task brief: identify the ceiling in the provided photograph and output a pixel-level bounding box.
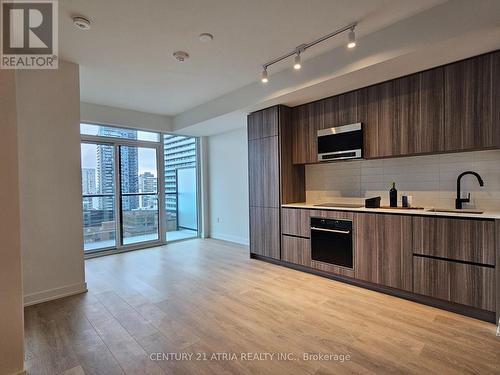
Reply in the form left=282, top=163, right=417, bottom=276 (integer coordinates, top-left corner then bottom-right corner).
left=59, top=0, right=445, bottom=116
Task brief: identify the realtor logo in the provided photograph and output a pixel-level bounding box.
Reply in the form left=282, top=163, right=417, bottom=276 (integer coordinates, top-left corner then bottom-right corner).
left=1, top=0, right=58, bottom=69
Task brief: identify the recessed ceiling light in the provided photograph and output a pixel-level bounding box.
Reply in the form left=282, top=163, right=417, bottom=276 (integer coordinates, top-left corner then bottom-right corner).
left=198, top=33, right=214, bottom=42
left=73, top=16, right=91, bottom=31
left=173, top=51, right=190, bottom=62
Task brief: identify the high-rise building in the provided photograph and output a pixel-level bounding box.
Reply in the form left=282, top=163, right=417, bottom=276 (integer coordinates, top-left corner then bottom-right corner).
left=82, top=168, right=96, bottom=210
left=96, top=128, right=139, bottom=210
left=139, top=171, right=157, bottom=209
left=163, top=135, right=197, bottom=216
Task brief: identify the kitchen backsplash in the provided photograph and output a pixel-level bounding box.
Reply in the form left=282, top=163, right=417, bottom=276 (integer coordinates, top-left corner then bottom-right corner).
left=305, top=150, right=500, bottom=211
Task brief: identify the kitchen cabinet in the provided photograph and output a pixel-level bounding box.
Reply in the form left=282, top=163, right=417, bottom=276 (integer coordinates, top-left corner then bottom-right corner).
left=358, top=69, right=444, bottom=158
left=281, top=235, right=310, bottom=266
left=281, top=208, right=310, bottom=238
left=292, top=102, right=317, bottom=164
left=444, top=53, right=496, bottom=151
left=355, top=213, right=413, bottom=291
left=413, top=216, right=495, bottom=265
left=247, top=106, right=278, bottom=140
left=248, top=136, right=279, bottom=208
left=248, top=106, right=305, bottom=260
left=250, top=207, right=280, bottom=259
left=413, top=256, right=495, bottom=311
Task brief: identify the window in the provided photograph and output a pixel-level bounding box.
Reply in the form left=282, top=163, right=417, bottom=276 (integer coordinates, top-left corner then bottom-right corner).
left=80, top=124, right=199, bottom=254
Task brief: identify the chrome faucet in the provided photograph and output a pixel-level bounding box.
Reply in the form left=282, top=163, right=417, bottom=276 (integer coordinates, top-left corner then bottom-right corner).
left=456, top=171, right=484, bottom=209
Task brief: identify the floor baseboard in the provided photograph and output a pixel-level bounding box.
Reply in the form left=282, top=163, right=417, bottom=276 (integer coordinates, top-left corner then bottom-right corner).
left=24, top=282, right=88, bottom=307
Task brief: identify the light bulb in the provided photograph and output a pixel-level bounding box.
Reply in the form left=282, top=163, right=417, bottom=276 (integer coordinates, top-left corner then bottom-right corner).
left=294, top=54, right=302, bottom=70
left=347, top=29, right=356, bottom=49
left=261, top=69, right=268, bottom=83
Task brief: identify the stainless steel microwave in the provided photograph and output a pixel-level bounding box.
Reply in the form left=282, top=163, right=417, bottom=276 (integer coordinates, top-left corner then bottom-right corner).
left=317, top=122, right=363, bottom=162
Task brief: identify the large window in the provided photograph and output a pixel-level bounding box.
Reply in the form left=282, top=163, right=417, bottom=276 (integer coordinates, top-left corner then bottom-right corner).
left=80, top=124, right=199, bottom=254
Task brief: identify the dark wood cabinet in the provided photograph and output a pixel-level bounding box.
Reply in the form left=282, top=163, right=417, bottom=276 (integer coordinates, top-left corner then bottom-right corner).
left=248, top=136, right=279, bottom=208
left=247, top=107, right=278, bottom=140
left=358, top=69, right=444, bottom=158
left=281, top=235, right=310, bottom=266
left=355, top=213, right=413, bottom=291
left=281, top=208, right=310, bottom=238
left=248, top=106, right=305, bottom=260
left=444, top=53, right=495, bottom=151
left=412, top=217, right=495, bottom=266
left=290, top=51, right=498, bottom=162
left=413, top=256, right=495, bottom=311
left=250, top=207, right=280, bottom=259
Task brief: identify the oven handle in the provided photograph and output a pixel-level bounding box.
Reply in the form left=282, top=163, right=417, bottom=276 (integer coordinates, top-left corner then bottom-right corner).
left=311, top=227, right=350, bottom=235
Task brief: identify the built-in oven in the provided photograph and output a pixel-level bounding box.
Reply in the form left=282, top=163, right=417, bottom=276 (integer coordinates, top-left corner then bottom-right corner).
left=317, top=122, right=363, bottom=162
left=310, top=217, right=353, bottom=269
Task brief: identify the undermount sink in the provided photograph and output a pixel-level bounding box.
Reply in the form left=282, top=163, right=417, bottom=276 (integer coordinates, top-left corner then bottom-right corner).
left=426, top=208, right=484, bottom=214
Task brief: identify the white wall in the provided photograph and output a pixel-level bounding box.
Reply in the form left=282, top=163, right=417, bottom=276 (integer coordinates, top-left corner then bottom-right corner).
left=81, top=102, right=172, bottom=133
left=0, top=71, right=25, bottom=375
left=207, top=127, right=249, bottom=245
left=306, top=150, right=500, bottom=211
left=16, top=61, right=87, bottom=305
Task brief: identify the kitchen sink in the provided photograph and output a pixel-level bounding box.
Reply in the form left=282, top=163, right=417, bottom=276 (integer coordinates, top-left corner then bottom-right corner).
left=426, top=208, right=484, bottom=214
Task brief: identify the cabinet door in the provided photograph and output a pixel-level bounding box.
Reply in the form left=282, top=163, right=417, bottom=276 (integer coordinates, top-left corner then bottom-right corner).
left=250, top=207, right=280, bottom=259
left=281, top=235, right=310, bottom=266
left=247, top=107, right=279, bottom=141
left=412, top=217, right=495, bottom=265
left=281, top=208, right=310, bottom=238
left=248, top=136, right=279, bottom=208
left=292, top=103, right=317, bottom=164
left=444, top=54, right=493, bottom=151
left=492, top=51, right=500, bottom=148
left=355, top=213, right=413, bottom=291
left=413, top=256, right=495, bottom=311
left=322, top=91, right=358, bottom=129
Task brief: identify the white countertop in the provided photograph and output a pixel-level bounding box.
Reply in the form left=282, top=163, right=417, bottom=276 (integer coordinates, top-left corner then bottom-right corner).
left=281, top=202, right=500, bottom=220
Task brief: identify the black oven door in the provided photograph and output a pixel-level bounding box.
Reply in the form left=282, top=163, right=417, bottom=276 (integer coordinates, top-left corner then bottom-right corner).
left=310, top=218, right=353, bottom=269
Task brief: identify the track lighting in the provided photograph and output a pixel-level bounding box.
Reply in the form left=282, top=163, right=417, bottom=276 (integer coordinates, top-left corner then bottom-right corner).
left=261, top=69, right=268, bottom=83
left=347, top=27, right=356, bottom=49
left=293, top=53, right=301, bottom=70
left=260, top=22, right=358, bottom=83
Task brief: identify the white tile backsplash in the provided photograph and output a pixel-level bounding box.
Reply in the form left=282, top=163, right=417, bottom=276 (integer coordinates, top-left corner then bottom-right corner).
left=305, top=150, right=500, bottom=210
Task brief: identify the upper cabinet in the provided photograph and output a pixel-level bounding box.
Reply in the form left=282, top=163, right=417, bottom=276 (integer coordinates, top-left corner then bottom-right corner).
left=444, top=52, right=499, bottom=151
left=291, top=50, right=499, bottom=163
left=248, top=106, right=279, bottom=140
left=358, top=69, right=444, bottom=158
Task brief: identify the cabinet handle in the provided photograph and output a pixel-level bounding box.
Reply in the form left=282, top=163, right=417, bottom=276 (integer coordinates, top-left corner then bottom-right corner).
left=311, top=227, right=350, bottom=235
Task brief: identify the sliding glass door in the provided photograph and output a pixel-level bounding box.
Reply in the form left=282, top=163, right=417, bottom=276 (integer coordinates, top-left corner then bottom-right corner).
left=80, top=124, right=200, bottom=254
left=120, top=145, right=160, bottom=245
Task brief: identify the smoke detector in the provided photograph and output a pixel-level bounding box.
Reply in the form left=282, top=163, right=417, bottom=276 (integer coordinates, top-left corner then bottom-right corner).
left=173, top=51, right=189, bottom=63
left=73, top=16, right=91, bottom=30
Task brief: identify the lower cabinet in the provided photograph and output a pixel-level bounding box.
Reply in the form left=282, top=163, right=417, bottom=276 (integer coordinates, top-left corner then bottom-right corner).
left=281, top=235, right=310, bottom=267
left=413, top=256, right=495, bottom=311
left=250, top=206, right=280, bottom=259
left=355, top=213, right=413, bottom=291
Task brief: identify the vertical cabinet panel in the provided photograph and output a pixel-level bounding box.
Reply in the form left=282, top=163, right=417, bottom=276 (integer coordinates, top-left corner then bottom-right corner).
left=492, top=51, right=500, bottom=149
left=444, top=53, right=493, bottom=151
left=250, top=207, right=280, bottom=259
left=355, top=213, right=413, bottom=291
left=248, top=136, right=279, bottom=208
left=413, top=256, right=495, bottom=311
left=292, top=103, right=317, bottom=164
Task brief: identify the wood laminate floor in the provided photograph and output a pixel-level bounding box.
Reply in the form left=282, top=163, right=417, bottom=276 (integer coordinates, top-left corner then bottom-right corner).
left=24, top=239, right=500, bottom=375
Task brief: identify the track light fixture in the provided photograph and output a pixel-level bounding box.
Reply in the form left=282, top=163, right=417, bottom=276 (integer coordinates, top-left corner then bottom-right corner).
left=347, top=26, right=356, bottom=49
left=261, top=68, right=268, bottom=83
left=294, top=53, right=302, bottom=70
left=260, top=22, right=357, bottom=83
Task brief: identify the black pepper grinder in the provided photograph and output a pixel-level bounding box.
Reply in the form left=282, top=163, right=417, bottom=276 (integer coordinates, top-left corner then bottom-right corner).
left=389, top=182, right=398, bottom=207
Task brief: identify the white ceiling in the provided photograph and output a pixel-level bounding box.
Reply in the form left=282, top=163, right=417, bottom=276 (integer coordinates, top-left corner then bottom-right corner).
left=59, top=0, right=444, bottom=116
